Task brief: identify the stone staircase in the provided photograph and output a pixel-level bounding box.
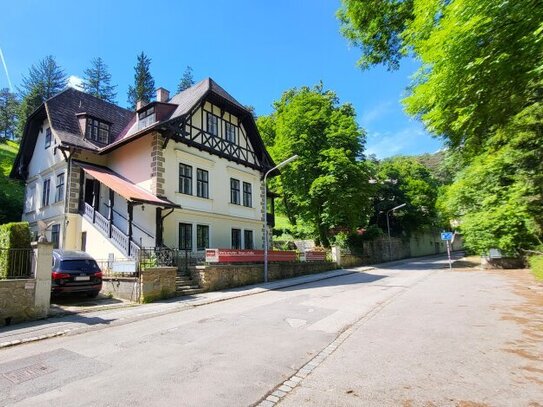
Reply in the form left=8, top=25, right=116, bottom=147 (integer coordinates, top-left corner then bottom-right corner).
left=175, top=272, right=205, bottom=296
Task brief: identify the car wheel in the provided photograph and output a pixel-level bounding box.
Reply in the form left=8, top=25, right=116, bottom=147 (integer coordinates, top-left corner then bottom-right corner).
left=86, top=291, right=100, bottom=298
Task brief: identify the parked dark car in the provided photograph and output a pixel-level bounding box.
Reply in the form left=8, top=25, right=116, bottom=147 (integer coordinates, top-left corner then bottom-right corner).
left=51, top=250, right=102, bottom=297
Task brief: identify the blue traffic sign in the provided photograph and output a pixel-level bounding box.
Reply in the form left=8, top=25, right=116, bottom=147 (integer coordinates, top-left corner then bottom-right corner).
left=441, top=232, right=453, bottom=241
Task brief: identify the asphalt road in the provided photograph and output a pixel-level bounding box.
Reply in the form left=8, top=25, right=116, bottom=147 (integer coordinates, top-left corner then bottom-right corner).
left=0, top=256, right=541, bottom=406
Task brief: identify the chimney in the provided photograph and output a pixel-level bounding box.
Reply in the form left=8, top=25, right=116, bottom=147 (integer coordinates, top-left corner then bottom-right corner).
left=136, top=100, right=145, bottom=110
left=156, top=88, right=170, bottom=103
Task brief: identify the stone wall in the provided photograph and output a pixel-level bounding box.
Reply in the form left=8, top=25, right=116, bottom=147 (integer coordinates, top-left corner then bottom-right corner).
left=102, top=277, right=140, bottom=302
left=191, top=261, right=338, bottom=292
left=139, top=267, right=177, bottom=303
left=0, top=280, right=42, bottom=326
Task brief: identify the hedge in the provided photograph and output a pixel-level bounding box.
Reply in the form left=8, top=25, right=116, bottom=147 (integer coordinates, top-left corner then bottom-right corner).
left=0, top=222, right=32, bottom=279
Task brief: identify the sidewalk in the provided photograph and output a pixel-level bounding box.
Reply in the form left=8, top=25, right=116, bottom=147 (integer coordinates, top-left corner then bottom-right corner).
left=0, top=266, right=373, bottom=349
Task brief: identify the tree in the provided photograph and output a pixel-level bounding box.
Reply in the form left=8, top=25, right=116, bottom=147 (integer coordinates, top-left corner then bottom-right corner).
left=176, top=66, right=194, bottom=93
left=82, top=57, right=117, bottom=103
left=257, top=84, right=373, bottom=246
left=127, top=52, right=155, bottom=109
left=371, top=156, right=440, bottom=237
left=19, top=55, right=67, bottom=100
left=0, top=89, right=19, bottom=140
left=338, top=0, right=543, bottom=253
left=16, top=82, right=45, bottom=141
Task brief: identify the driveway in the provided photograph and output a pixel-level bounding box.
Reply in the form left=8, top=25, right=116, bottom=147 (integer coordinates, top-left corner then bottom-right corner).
left=0, top=255, right=541, bottom=406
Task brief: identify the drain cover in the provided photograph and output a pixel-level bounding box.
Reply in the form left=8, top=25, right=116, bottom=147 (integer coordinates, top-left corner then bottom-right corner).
left=3, top=364, right=56, bottom=384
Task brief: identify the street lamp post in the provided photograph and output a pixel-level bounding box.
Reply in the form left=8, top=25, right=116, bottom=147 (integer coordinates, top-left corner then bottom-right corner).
left=263, top=154, right=299, bottom=283
left=386, top=203, right=406, bottom=261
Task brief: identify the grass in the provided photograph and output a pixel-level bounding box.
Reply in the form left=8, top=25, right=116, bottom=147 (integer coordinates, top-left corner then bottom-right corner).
left=0, top=140, right=24, bottom=224
left=528, top=255, right=543, bottom=281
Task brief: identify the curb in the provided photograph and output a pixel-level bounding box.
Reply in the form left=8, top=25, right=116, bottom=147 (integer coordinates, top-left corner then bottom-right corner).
left=0, top=267, right=371, bottom=350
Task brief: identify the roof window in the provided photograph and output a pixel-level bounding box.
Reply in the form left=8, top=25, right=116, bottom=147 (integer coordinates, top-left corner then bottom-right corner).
left=138, top=106, right=156, bottom=130
left=85, top=118, right=110, bottom=144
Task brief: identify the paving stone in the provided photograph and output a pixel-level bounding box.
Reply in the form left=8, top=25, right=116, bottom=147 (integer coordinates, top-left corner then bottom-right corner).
left=272, top=390, right=286, bottom=398
left=279, top=385, right=292, bottom=392
left=266, top=395, right=280, bottom=403
left=290, top=376, right=302, bottom=383
left=284, top=380, right=297, bottom=388
left=259, top=400, right=275, bottom=407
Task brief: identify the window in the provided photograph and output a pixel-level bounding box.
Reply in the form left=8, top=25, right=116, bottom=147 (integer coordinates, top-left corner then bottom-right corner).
left=230, top=178, right=240, bottom=204
left=86, top=118, right=110, bottom=144
left=231, top=228, right=241, bottom=249
left=179, top=164, right=193, bottom=195
left=42, top=179, right=50, bottom=207
left=207, top=112, right=218, bottom=136
left=179, top=223, right=192, bottom=250
left=51, top=224, right=60, bottom=249
left=243, top=182, right=252, bottom=207
left=55, top=173, right=65, bottom=202
left=197, top=225, right=209, bottom=250
left=244, top=230, right=254, bottom=250
left=138, top=106, right=156, bottom=129
left=45, top=128, right=52, bottom=149
left=196, top=169, right=209, bottom=198
left=225, top=122, right=236, bottom=144
left=26, top=185, right=36, bottom=212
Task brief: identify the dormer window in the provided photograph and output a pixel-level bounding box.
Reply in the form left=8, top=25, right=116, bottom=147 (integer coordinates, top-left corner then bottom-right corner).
left=86, top=118, right=110, bottom=144
left=138, top=106, right=156, bottom=129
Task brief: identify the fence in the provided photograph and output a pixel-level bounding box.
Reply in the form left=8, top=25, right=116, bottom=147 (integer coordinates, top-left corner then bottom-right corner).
left=0, top=247, right=35, bottom=280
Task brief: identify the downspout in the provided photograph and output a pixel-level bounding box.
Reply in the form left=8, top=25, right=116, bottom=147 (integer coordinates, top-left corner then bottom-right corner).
left=61, top=147, right=74, bottom=249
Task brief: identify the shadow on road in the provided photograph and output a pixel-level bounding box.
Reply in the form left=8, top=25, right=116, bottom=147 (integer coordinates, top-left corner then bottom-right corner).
left=277, top=271, right=388, bottom=292
left=0, top=312, right=115, bottom=335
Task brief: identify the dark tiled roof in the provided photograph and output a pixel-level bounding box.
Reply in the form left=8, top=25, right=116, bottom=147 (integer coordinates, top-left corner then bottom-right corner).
left=46, top=88, right=134, bottom=150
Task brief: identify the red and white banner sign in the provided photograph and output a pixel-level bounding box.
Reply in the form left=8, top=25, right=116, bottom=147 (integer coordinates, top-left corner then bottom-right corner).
left=300, top=251, right=327, bottom=262
left=205, top=249, right=297, bottom=263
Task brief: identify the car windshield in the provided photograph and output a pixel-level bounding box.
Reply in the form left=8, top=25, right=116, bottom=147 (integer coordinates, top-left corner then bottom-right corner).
left=59, top=259, right=100, bottom=272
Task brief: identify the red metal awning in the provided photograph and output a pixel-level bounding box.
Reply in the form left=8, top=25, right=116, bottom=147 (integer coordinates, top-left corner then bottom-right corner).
left=77, top=162, right=179, bottom=208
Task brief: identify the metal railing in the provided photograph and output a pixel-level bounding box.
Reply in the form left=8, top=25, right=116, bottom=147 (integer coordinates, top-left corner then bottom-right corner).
left=0, top=248, right=35, bottom=280
left=82, top=202, right=141, bottom=259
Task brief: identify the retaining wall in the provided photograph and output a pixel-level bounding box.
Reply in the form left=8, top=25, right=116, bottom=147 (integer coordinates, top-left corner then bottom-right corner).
left=139, top=267, right=177, bottom=303
left=191, top=261, right=338, bottom=292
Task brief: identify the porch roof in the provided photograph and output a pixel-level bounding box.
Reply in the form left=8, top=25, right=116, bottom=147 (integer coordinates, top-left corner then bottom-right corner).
left=77, top=161, right=180, bottom=208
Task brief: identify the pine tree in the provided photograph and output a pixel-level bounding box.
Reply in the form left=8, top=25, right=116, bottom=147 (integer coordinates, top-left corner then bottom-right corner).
left=20, top=55, right=67, bottom=100
left=16, top=83, right=45, bottom=141
left=177, top=66, right=194, bottom=93
left=0, top=89, right=19, bottom=140
left=127, top=52, right=155, bottom=109
left=82, top=57, right=117, bottom=103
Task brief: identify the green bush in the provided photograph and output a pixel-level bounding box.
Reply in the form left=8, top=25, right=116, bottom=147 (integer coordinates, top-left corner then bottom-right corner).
left=528, top=255, right=543, bottom=281
left=0, top=222, right=32, bottom=279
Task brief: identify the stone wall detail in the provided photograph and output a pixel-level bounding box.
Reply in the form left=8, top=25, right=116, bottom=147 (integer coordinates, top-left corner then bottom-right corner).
left=139, top=266, right=176, bottom=303
left=150, top=133, right=165, bottom=197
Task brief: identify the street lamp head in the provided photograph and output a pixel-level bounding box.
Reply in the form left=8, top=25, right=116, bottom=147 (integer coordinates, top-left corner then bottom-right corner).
left=277, top=154, right=299, bottom=168
left=392, top=203, right=407, bottom=211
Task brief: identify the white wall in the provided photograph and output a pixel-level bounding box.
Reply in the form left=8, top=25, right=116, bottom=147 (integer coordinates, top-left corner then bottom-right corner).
left=22, top=119, right=68, bottom=247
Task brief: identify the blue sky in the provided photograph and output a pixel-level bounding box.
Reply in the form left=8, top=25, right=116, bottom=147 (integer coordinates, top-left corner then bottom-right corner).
left=0, top=0, right=442, bottom=158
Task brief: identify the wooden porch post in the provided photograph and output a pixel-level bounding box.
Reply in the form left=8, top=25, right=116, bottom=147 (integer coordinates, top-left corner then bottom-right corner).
left=127, top=202, right=133, bottom=256
left=155, top=207, right=163, bottom=247
left=108, top=189, right=114, bottom=237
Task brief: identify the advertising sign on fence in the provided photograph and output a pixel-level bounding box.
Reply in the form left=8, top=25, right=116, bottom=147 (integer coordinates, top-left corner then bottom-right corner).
left=300, top=251, right=327, bottom=262
left=205, top=249, right=297, bottom=263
